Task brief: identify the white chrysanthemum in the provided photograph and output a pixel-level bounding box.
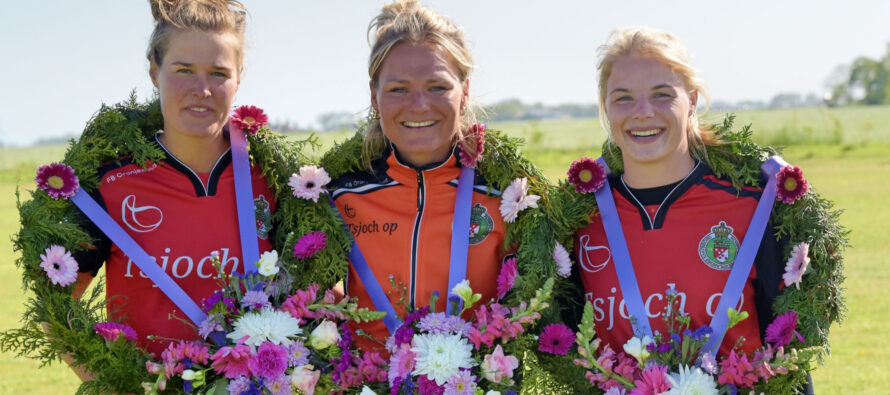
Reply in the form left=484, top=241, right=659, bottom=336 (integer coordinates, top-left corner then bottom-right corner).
left=553, top=241, right=571, bottom=278
left=499, top=177, right=540, bottom=223
left=226, top=308, right=302, bottom=347
left=666, top=365, right=718, bottom=395
left=257, top=250, right=279, bottom=277
left=411, top=333, right=474, bottom=386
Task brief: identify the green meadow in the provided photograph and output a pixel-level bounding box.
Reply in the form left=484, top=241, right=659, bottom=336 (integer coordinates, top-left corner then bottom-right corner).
left=1, top=105, right=888, bottom=392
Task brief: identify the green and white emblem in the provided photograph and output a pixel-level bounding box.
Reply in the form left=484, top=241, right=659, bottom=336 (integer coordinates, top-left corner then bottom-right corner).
left=254, top=194, right=272, bottom=240
left=698, top=221, right=740, bottom=270
left=468, top=203, right=494, bottom=245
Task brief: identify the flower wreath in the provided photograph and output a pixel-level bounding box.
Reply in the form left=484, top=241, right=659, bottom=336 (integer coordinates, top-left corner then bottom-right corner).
left=289, top=126, right=581, bottom=390
left=549, top=114, right=847, bottom=393
left=0, top=95, right=352, bottom=394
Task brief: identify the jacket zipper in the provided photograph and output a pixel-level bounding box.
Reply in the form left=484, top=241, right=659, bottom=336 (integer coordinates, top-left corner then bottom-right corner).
left=409, top=169, right=425, bottom=308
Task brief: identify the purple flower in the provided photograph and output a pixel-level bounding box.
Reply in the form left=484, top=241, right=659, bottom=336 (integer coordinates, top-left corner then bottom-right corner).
left=444, top=369, right=476, bottom=394
left=656, top=343, right=672, bottom=353
left=241, top=290, right=272, bottom=310
left=418, top=312, right=451, bottom=334
left=394, top=324, right=415, bottom=347
left=248, top=342, right=289, bottom=380
left=197, top=314, right=224, bottom=340
left=35, top=162, right=79, bottom=199
left=93, top=322, right=138, bottom=342
left=700, top=351, right=718, bottom=374
left=765, top=311, right=805, bottom=347
left=287, top=340, right=310, bottom=367
left=293, top=231, right=327, bottom=260
left=200, top=291, right=224, bottom=313
left=538, top=323, right=574, bottom=355
left=226, top=376, right=251, bottom=394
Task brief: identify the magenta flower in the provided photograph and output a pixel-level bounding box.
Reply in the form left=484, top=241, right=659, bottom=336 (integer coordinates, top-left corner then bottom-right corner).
left=567, top=157, right=606, bottom=193
left=538, top=323, right=574, bottom=355
left=417, top=374, right=445, bottom=395
left=93, top=322, right=137, bottom=342
left=39, top=245, right=78, bottom=286
left=783, top=242, right=810, bottom=290
left=718, top=350, right=758, bottom=388
left=495, top=256, right=518, bottom=300
left=459, top=123, right=486, bottom=168
left=210, top=338, right=252, bottom=379
left=630, top=365, right=670, bottom=395
left=293, top=231, right=327, bottom=260
left=282, top=283, right=320, bottom=323
left=388, top=343, right=416, bottom=388
left=160, top=341, right=210, bottom=378
left=35, top=162, right=79, bottom=199
left=765, top=311, right=805, bottom=347
left=229, top=105, right=269, bottom=135
left=288, top=165, right=331, bottom=202
left=248, top=341, right=289, bottom=380
left=776, top=165, right=808, bottom=204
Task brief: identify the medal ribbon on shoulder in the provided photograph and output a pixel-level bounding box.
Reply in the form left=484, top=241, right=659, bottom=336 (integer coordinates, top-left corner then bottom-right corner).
left=338, top=165, right=475, bottom=335
left=70, top=128, right=260, bottom=330
left=594, top=156, right=788, bottom=354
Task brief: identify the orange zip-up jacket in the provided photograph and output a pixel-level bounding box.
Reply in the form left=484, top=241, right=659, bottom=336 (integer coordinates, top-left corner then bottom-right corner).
left=330, top=147, right=507, bottom=350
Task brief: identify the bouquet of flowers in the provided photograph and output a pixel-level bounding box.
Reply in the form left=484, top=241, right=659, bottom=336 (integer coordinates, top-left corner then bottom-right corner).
left=135, top=249, right=385, bottom=394
left=355, top=265, right=556, bottom=394
left=572, top=286, right=821, bottom=395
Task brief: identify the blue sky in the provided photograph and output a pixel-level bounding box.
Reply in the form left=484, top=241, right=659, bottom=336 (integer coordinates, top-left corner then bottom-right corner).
left=1, top=0, right=888, bottom=146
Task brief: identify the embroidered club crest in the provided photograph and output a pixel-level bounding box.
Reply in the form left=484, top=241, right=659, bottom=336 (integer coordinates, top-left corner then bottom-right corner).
left=468, top=203, right=494, bottom=245
left=698, top=221, right=740, bottom=270
left=254, top=195, right=272, bottom=240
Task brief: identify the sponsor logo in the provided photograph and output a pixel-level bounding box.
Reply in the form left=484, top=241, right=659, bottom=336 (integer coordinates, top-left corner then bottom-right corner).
left=577, top=234, right=611, bottom=273
left=347, top=220, right=398, bottom=238
left=104, top=163, right=159, bottom=184
left=121, top=195, right=163, bottom=233
left=344, top=204, right=356, bottom=218
left=254, top=195, right=272, bottom=240
left=698, top=221, right=740, bottom=270
left=468, top=203, right=494, bottom=245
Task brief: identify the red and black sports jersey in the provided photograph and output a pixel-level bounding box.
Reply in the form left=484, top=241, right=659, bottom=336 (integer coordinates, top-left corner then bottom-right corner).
left=330, top=146, right=507, bottom=351
left=75, top=136, right=276, bottom=356
left=574, top=161, right=786, bottom=357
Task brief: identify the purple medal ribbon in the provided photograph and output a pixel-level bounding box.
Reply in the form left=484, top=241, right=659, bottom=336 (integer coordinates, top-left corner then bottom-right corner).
left=69, top=128, right=260, bottom=332
left=337, top=164, right=475, bottom=334
left=594, top=156, right=788, bottom=353
left=230, top=128, right=261, bottom=273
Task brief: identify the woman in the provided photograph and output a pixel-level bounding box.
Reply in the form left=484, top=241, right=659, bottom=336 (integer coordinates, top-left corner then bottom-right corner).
left=68, top=0, right=276, bottom=358
left=324, top=0, right=512, bottom=350
left=570, top=27, right=839, bottom=392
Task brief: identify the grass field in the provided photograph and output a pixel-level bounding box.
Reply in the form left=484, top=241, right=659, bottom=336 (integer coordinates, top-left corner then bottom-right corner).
left=1, top=105, right=888, bottom=392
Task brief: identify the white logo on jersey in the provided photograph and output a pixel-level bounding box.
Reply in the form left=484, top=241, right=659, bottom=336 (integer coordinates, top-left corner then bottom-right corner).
left=578, top=234, right=611, bottom=273
left=121, top=195, right=163, bottom=233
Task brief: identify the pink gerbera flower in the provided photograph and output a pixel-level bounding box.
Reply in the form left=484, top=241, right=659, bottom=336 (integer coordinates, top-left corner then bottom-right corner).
left=229, top=105, right=269, bottom=135
left=288, top=165, right=331, bottom=202
left=538, top=323, right=574, bottom=355
left=783, top=242, right=810, bottom=289
left=39, top=245, right=78, bottom=286
left=458, top=123, right=486, bottom=168
left=567, top=157, right=606, bottom=194
left=35, top=163, right=79, bottom=199
left=553, top=241, right=571, bottom=278
left=630, top=365, right=670, bottom=395
left=499, top=177, right=540, bottom=223
left=293, top=231, right=327, bottom=259
left=495, top=256, right=518, bottom=300
left=765, top=311, right=805, bottom=347
left=93, top=322, right=138, bottom=342
left=776, top=165, right=808, bottom=204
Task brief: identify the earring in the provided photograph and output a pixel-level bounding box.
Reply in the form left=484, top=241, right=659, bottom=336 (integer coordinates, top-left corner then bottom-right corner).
left=368, top=108, right=380, bottom=121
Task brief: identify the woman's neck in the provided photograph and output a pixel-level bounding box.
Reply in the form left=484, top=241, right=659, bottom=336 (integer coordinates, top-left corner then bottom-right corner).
left=622, top=154, right=696, bottom=189
left=158, top=132, right=229, bottom=173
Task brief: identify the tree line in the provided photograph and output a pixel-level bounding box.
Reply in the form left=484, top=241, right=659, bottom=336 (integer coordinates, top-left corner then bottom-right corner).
left=825, top=43, right=890, bottom=107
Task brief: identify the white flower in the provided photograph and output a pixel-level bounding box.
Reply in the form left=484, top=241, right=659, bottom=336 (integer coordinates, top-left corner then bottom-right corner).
left=360, top=386, right=378, bottom=395
left=256, top=250, right=280, bottom=276
left=666, top=365, right=719, bottom=395
left=288, top=165, right=331, bottom=202
left=309, top=320, right=341, bottom=350
left=553, top=241, right=571, bottom=278
left=411, top=333, right=475, bottom=386
left=485, top=392, right=502, bottom=395
left=451, top=279, right=472, bottom=300
left=181, top=369, right=196, bottom=381
left=622, top=335, right=653, bottom=364
left=226, top=307, right=302, bottom=347
left=604, top=388, right=627, bottom=395
left=499, top=177, right=540, bottom=223
left=782, top=242, right=810, bottom=290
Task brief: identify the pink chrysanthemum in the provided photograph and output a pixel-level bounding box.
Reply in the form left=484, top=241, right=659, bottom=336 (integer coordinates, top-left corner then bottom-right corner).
left=776, top=165, right=808, bottom=204
left=93, top=322, right=137, bottom=342
left=538, top=323, right=574, bottom=355
left=248, top=341, right=289, bottom=380
left=458, top=123, right=486, bottom=168
left=718, top=350, right=758, bottom=388
left=495, top=256, right=518, bottom=300
left=229, top=105, right=269, bottom=135
left=288, top=165, right=331, bottom=202
left=293, top=231, right=327, bottom=259
left=567, top=157, right=606, bottom=194
left=39, top=245, right=78, bottom=286
left=499, top=177, right=540, bottom=223
left=630, top=365, right=670, bottom=395
left=35, top=162, right=79, bottom=200
left=783, top=242, right=810, bottom=290
left=765, top=311, right=805, bottom=347
left=553, top=241, right=571, bottom=278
